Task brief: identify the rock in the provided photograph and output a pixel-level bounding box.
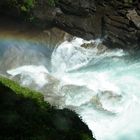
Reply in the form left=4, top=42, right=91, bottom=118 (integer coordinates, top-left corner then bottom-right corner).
left=127, top=9, right=140, bottom=29
left=89, top=95, right=116, bottom=115
left=97, top=43, right=108, bottom=54
left=103, top=14, right=139, bottom=49
left=90, top=96, right=103, bottom=109
left=32, top=0, right=140, bottom=49
left=57, top=0, right=96, bottom=16
left=54, top=7, right=63, bottom=16
left=1, top=0, right=140, bottom=49
left=90, top=90, right=123, bottom=114
left=81, top=42, right=108, bottom=54
left=81, top=42, right=96, bottom=48
left=99, top=90, right=122, bottom=102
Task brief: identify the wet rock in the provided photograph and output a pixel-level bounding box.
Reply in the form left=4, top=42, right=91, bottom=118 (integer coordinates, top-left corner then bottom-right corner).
left=81, top=42, right=108, bottom=54
left=103, top=14, right=140, bottom=49
left=127, top=9, right=140, bottom=29
left=1, top=0, right=140, bottom=49
left=90, top=96, right=102, bottom=109
left=96, top=43, right=108, bottom=54
left=81, top=42, right=95, bottom=49
left=89, top=95, right=116, bottom=115
left=57, top=0, right=96, bottom=16
left=32, top=0, right=140, bottom=49
left=99, top=90, right=122, bottom=102
left=32, top=0, right=107, bottom=40
left=87, top=90, right=123, bottom=114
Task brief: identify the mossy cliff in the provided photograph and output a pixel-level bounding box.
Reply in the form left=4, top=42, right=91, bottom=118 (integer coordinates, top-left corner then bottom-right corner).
left=0, top=76, right=95, bottom=140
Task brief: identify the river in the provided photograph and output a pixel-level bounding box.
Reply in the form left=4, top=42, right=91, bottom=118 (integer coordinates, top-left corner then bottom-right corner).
left=0, top=36, right=140, bottom=140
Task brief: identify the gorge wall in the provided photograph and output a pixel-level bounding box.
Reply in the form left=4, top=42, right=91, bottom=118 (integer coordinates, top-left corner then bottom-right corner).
left=0, top=0, right=140, bottom=49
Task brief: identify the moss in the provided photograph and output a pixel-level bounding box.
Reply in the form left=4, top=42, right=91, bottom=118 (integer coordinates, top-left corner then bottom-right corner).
left=0, top=75, right=95, bottom=140
left=0, top=76, right=44, bottom=103
left=81, top=134, right=93, bottom=140
left=6, top=0, right=58, bottom=10
left=0, top=0, right=59, bottom=23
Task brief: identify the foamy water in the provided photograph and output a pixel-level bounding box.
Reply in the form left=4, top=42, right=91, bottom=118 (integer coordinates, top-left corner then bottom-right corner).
left=0, top=37, right=140, bottom=140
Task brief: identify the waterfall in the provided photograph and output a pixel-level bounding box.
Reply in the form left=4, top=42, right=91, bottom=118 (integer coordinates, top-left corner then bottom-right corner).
left=1, top=37, right=140, bottom=140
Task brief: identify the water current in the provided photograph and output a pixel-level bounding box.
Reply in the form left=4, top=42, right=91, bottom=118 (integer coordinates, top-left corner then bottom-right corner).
left=0, top=37, right=140, bottom=140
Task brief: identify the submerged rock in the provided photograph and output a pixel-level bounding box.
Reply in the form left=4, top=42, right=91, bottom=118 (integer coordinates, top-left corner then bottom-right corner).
left=89, top=90, right=123, bottom=114
left=81, top=42, right=108, bottom=54
left=99, top=90, right=122, bottom=103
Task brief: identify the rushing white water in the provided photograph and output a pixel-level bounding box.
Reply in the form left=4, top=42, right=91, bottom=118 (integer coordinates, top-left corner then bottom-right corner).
left=1, top=37, right=140, bottom=140
left=7, top=65, right=49, bottom=87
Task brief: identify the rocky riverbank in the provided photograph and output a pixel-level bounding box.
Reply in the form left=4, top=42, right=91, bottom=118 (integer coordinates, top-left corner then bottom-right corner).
left=0, top=0, right=140, bottom=49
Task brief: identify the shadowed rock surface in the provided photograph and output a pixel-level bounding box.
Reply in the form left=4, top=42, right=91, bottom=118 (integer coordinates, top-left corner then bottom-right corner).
left=34, top=0, right=140, bottom=49
left=0, top=0, right=140, bottom=49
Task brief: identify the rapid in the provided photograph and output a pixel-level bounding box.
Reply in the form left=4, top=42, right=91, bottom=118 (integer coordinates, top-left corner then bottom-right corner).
left=0, top=36, right=140, bottom=140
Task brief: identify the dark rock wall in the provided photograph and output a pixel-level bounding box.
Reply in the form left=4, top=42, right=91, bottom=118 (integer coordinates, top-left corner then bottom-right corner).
left=0, top=0, right=140, bottom=49
left=33, top=0, right=140, bottom=49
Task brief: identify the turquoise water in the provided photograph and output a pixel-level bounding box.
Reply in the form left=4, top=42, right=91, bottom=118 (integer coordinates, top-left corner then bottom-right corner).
left=0, top=37, right=140, bottom=140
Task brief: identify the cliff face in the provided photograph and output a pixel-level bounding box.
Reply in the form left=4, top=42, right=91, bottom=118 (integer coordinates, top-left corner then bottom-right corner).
left=0, top=0, right=140, bottom=49
left=33, top=0, right=140, bottom=49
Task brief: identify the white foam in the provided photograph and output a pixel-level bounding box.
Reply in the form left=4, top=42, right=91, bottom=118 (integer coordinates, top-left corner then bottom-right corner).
left=51, top=37, right=125, bottom=74
left=50, top=37, right=140, bottom=140
left=7, top=65, right=49, bottom=87
left=1, top=37, right=140, bottom=140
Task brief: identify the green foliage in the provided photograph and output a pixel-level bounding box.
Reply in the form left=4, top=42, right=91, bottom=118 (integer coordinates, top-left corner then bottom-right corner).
left=7, top=0, right=35, bottom=12
left=8, top=0, right=58, bottom=12
left=81, top=134, right=93, bottom=140
left=21, top=0, right=35, bottom=11
left=3, top=0, right=59, bottom=22
left=25, top=0, right=35, bottom=8
left=0, top=76, right=44, bottom=104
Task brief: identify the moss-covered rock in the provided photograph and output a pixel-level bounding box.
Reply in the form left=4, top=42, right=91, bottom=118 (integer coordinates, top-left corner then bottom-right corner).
left=0, top=76, right=95, bottom=140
